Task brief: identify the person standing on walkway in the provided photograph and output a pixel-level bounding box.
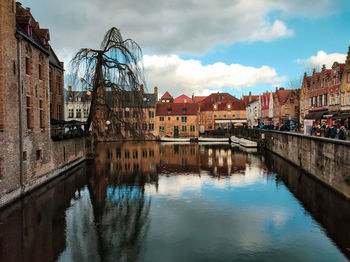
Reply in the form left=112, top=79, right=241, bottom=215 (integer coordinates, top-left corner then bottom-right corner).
left=330, top=124, right=338, bottom=139
left=338, top=121, right=347, bottom=140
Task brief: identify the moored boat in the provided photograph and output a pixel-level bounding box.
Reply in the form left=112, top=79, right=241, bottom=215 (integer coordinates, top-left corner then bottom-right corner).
left=198, top=137, right=230, bottom=142
left=239, top=138, right=258, bottom=148
left=230, top=136, right=241, bottom=144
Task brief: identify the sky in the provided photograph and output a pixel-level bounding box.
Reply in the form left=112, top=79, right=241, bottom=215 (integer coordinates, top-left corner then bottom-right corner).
left=24, top=0, right=350, bottom=98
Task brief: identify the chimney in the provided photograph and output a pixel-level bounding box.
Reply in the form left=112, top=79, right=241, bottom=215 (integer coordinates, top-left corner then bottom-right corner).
left=68, top=85, right=72, bottom=92
left=154, top=86, right=158, bottom=103
left=322, top=64, right=326, bottom=71
left=249, top=91, right=252, bottom=102
left=192, top=93, right=195, bottom=103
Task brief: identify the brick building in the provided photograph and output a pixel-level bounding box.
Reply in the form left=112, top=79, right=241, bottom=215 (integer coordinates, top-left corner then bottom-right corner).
left=300, top=73, right=312, bottom=122
left=155, top=102, right=199, bottom=138
left=341, top=47, right=350, bottom=113
left=173, top=94, right=193, bottom=103
left=273, top=88, right=300, bottom=125
left=0, top=1, right=87, bottom=207
left=199, top=93, right=246, bottom=132
left=93, top=86, right=157, bottom=141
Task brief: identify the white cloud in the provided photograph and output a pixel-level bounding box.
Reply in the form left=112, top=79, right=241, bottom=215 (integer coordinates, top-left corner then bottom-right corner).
left=143, top=54, right=285, bottom=96
left=26, top=0, right=335, bottom=58
left=298, top=50, right=346, bottom=69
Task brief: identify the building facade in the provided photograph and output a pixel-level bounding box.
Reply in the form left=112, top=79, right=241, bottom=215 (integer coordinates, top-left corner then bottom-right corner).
left=199, top=93, right=246, bottom=132
left=64, top=86, right=91, bottom=122
left=155, top=102, right=199, bottom=138
left=273, top=88, right=300, bottom=125
left=246, top=99, right=260, bottom=127
left=0, top=1, right=87, bottom=206
left=341, top=47, right=350, bottom=113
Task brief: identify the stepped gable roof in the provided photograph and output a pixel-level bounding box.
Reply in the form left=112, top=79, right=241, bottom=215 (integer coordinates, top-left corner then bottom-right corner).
left=200, top=93, right=245, bottom=111
left=276, top=89, right=291, bottom=104
left=161, top=91, right=172, bottom=99
left=156, top=103, right=199, bottom=116
left=194, top=96, right=207, bottom=103
left=173, top=94, right=193, bottom=103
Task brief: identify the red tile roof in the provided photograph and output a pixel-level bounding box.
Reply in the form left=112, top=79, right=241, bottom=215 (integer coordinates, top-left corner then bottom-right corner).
left=200, top=93, right=245, bottom=111
left=156, top=103, right=199, bottom=116
left=276, top=89, right=291, bottom=104
left=161, top=91, right=172, bottom=99
left=173, top=94, right=193, bottom=103
left=194, top=96, right=207, bottom=103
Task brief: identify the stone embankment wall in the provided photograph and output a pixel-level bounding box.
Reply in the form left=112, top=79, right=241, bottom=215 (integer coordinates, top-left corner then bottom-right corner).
left=0, top=137, right=90, bottom=208
left=231, top=128, right=350, bottom=198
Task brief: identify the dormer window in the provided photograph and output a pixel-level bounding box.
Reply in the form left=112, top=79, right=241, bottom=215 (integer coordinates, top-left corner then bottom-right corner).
left=168, top=108, right=172, bottom=113
left=182, top=108, right=187, bottom=113
left=227, top=104, right=231, bottom=109
left=213, top=104, right=217, bottom=110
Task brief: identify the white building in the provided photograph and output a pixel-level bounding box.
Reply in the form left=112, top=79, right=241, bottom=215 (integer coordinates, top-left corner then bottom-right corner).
left=246, top=99, right=260, bottom=127
left=64, top=86, right=91, bottom=122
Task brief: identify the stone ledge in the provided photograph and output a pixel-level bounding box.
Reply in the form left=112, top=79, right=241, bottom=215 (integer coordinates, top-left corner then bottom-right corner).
left=0, top=157, right=87, bottom=209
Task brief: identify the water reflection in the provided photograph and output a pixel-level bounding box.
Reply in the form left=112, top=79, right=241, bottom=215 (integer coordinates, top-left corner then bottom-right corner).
left=0, top=142, right=349, bottom=261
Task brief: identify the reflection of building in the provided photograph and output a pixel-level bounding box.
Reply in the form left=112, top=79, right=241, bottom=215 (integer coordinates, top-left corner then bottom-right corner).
left=64, top=86, right=91, bottom=122
left=155, top=103, right=199, bottom=138
left=199, top=93, right=246, bottom=132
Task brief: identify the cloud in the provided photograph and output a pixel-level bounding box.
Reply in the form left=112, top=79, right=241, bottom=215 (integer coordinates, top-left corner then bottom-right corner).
left=297, top=50, right=346, bottom=69
left=143, top=54, right=285, bottom=96
left=26, top=0, right=335, bottom=58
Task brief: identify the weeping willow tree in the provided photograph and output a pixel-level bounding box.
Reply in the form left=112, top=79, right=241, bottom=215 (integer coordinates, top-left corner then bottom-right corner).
left=70, top=27, right=146, bottom=140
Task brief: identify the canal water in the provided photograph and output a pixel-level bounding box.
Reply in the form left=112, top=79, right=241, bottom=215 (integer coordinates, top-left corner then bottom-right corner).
left=1, top=142, right=350, bottom=262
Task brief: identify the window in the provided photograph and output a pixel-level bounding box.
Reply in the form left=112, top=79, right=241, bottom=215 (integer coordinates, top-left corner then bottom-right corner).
left=125, top=110, right=130, bottom=118
left=38, top=64, right=42, bottom=80
left=68, top=109, right=74, bottom=118
left=160, top=116, right=164, bottom=121
left=149, top=123, right=154, bottom=130
left=227, top=104, right=231, bottom=109
left=176, top=117, right=179, bottom=121
left=76, top=109, right=81, bottom=118
left=319, top=95, right=322, bottom=107
left=190, top=125, right=195, bottom=132
left=13, top=61, right=16, bottom=75
left=84, top=109, right=89, bottom=118
left=168, top=117, right=171, bottom=121
left=182, top=108, right=187, bottom=113
left=208, top=123, right=212, bottom=129
left=23, top=151, right=27, bottom=161
left=149, top=111, right=154, bottom=118
left=142, top=150, right=147, bottom=158
left=324, top=94, right=327, bottom=106
left=25, top=57, right=30, bottom=75
left=312, top=82, right=315, bottom=89
left=181, top=116, right=187, bottom=122
left=159, top=126, right=164, bottom=132
left=213, top=104, right=217, bottom=110
left=208, top=112, right=212, bottom=119
left=115, top=123, right=121, bottom=133
left=26, top=96, right=32, bottom=129
left=348, top=72, right=350, bottom=83
left=348, top=93, right=350, bottom=105
left=39, top=99, right=44, bottom=128
left=322, top=78, right=325, bottom=88
left=182, top=125, right=187, bottom=132
left=133, top=110, right=138, bottom=118
left=124, top=150, right=130, bottom=159
left=133, top=150, right=138, bottom=159
left=336, top=94, right=340, bottom=105
left=168, top=108, right=172, bottom=113
left=142, top=123, right=147, bottom=130
left=36, top=149, right=42, bottom=160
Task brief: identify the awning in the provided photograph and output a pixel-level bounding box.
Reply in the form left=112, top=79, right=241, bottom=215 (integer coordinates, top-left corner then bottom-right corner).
left=214, top=119, right=247, bottom=124
left=305, top=110, right=327, bottom=120
left=332, top=113, right=350, bottom=120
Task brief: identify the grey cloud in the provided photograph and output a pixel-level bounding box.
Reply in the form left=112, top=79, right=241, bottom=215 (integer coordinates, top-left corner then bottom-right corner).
left=26, top=0, right=335, bottom=60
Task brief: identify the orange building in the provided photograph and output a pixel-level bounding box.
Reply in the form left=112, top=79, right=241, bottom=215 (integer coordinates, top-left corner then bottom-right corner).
left=155, top=102, right=199, bottom=138
left=199, top=93, right=246, bottom=132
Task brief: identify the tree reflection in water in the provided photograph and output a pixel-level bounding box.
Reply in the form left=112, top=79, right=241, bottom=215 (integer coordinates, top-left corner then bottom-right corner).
left=62, top=157, right=156, bottom=262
